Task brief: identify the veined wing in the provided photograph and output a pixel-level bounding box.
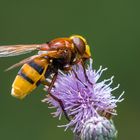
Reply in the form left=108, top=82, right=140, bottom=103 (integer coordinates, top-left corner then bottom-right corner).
left=5, top=55, right=39, bottom=71
left=0, top=44, right=41, bottom=57
left=5, top=49, right=67, bottom=71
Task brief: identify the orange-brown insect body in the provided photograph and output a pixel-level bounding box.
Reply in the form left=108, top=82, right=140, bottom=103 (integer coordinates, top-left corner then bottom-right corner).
left=0, top=35, right=91, bottom=100
left=0, top=35, right=92, bottom=121
left=48, top=38, right=73, bottom=50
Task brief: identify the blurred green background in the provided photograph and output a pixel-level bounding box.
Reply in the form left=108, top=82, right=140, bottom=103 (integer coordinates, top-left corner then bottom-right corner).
left=0, top=0, right=139, bottom=140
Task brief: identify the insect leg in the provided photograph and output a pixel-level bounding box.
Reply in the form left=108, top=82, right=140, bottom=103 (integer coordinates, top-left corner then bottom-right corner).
left=72, top=68, right=88, bottom=88
left=81, top=61, right=92, bottom=85
left=45, top=72, right=70, bottom=121
left=71, top=58, right=92, bottom=85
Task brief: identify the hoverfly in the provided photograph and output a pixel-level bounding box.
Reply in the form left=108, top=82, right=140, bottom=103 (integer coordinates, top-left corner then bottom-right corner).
left=0, top=35, right=91, bottom=120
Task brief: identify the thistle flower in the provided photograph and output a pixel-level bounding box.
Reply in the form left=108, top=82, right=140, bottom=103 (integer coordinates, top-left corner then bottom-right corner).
left=80, top=116, right=117, bottom=140
left=42, top=59, right=124, bottom=139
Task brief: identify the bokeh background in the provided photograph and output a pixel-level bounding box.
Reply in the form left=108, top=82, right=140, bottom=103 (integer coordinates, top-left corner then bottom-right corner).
left=0, top=0, right=139, bottom=140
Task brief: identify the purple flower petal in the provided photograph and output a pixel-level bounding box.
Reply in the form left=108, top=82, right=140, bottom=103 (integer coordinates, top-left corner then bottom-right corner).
left=42, top=58, right=124, bottom=138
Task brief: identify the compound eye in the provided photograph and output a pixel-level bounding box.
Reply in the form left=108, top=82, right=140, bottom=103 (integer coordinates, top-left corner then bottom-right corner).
left=72, top=37, right=85, bottom=55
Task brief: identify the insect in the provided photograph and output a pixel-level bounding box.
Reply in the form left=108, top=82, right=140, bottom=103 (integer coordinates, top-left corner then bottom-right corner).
left=0, top=35, right=91, bottom=120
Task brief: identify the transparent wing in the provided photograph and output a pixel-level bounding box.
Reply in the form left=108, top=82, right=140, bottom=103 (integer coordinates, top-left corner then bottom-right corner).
left=5, top=49, right=68, bottom=71
left=0, top=44, right=41, bottom=57
left=5, top=55, right=39, bottom=71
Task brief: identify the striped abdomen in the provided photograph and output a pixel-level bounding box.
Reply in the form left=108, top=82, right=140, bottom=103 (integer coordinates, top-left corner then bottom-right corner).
left=11, top=58, right=49, bottom=99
